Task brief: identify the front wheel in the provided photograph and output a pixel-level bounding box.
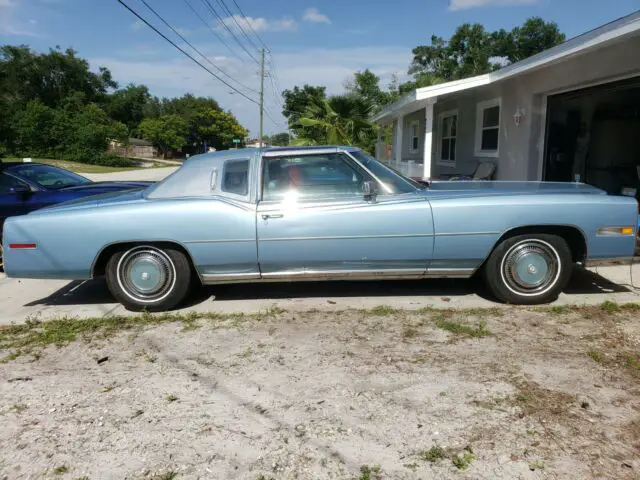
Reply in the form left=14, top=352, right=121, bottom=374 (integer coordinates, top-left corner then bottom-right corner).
left=105, top=245, right=193, bottom=311
left=483, top=234, right=572, bottom=305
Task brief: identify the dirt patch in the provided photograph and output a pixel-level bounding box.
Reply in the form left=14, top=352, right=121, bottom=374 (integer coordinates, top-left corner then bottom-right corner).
left=1, top=305, right=639, bottom=479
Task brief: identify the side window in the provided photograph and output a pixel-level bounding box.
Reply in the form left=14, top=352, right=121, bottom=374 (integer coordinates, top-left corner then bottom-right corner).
left=0, top=173, right=25, bottom=194
left=262, top=153, right=365, bottom=201
left=221, top=159, right=249, bottom=197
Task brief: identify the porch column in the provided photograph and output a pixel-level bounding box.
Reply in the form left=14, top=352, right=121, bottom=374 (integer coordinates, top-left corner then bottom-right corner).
left=394, top=114, right=404, bottom=165
left=423, top=102, right=434, bottom=179
left=375, top=127, right=383, bottom=161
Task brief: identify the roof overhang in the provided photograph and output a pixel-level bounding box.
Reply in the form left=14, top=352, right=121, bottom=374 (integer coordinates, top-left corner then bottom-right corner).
left=372, top=10, right=640, bottom=124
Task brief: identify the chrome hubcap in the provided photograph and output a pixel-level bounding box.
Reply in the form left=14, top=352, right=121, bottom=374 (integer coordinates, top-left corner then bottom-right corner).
left=501, top=240, right=560, bottom=296
left=117, top=247, right=175, bottom=302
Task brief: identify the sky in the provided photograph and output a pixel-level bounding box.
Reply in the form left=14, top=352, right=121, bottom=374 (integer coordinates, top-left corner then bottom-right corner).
left=1, top=0, right=639, bottom=137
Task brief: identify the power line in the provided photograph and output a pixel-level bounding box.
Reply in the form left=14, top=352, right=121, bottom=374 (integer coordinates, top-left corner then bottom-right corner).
left=212, top=0, right=261, bottom=55
left=200, top=0, right=259, bottom=63
left=115, top=0, right=258, bottom=105
left=181, top=0, right=245, bottom=64
left=228, top=0, right=270, bottom=52
left=138, top=0, right=258, bottom=95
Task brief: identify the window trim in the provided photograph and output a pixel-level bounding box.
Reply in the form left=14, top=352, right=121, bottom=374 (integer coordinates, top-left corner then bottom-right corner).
left=474, top=98, right=501, bottom=158
left=259, top=152, right=372, bottom=203
left=436, top=109, right=458, bottom=168
left=220, top=158, right=251, bottom=200
left=408, top=120, right=420, bottom=154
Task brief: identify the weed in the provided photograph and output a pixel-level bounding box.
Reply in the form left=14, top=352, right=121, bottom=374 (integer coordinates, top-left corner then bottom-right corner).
left=434, top=315, right=491, bottom=338
left=144, top=352, right=157, bottom=363
left=420, top=445, right=446, bottom=463
left=8, top=404, right=28, bottom=414
left=600, top=301, right=620, bottom=313
left=152, top=472, right=178, bottom=480
left=53, top=465, right=69, bottom=474
left=256, top=476, right=275, bottom=480
left=355, top=465, right=381, bottom=480
left=402, top=325, right=419, bottom=339
left=619, top=352, right=640, bottom=371
left=73, top=477, right=90, bottom=480
left=101, top=384, right=116, bottom=393
left=452, top=451, right=475, bottom=470
left=239, top=346, right=253, bottom=358
left=165, top=394, right=179, bottom=403
left=404, top=462, right=418, bottom=470
left=526, top=429, right=538, bottom=436
left=528, top=460, right=545, bottom=471
left=549, top=305, right=570, bottom=314
left=587, top=350, right=602, bottom=362
left=367, top=305, right=397, bottom=316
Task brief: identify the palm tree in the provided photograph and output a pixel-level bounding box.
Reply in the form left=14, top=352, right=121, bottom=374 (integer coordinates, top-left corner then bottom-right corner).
left=292, top=94, right=377, bottom=151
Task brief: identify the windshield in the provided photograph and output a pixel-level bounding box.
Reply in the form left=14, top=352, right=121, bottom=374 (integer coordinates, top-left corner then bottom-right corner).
left=348, top=150, right=422, bottom=193
left=10, top=164, right=91, bottom=190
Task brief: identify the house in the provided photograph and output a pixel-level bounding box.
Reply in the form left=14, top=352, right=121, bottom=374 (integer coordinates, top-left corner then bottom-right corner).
left=246, top=139, right=270, bottom=148
left=108, top=138, right=158, bottom=159
left=373, top=11, right=640, bottom=199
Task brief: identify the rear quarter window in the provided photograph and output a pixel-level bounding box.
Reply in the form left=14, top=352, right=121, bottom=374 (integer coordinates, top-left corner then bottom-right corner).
left=222, top=159, right=250, bottom=197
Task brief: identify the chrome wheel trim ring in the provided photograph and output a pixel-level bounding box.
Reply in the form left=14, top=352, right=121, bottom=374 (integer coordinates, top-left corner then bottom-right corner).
left=116, top=246, right=177, bottom=304
left=499, top=239, right=562, bottom=297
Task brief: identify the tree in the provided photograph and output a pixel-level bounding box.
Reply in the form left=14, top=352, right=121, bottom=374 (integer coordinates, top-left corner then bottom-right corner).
left=293, top=94, right=376, bottom=152
left=407, top=17, right=565, bottom=84
left=139, top=115, right=188, bottom=158
left=282, top=85, right=327, bottom=138
left=69, top=103, right=128, bottom=161
left=269, top=132, right=290, bottom=146
left=105, top=84, right=151, bottom=134
left=192, top=108, right=248, bottom=151
left=0, top=45, right=116, bottom=108
left=345, top=69, right=391, bottom=112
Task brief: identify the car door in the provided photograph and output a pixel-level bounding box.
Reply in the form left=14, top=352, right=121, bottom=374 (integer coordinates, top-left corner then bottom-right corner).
left=256, top=151, right=434, bottom=278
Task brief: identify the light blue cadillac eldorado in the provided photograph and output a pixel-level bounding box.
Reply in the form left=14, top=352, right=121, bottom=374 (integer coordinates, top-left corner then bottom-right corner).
left=3, top=146, right=638, bottom=311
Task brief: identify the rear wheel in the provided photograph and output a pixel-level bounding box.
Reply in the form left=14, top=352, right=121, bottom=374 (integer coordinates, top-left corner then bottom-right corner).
left=105, top=245, right=192, bottom=311
left=483, top=234, right=572, bottom=305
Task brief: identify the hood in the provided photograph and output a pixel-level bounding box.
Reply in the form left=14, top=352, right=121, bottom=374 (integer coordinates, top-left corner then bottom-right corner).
left=423, top=181, right=606, bottom=197
left=59, top=180, right=153, bottom=193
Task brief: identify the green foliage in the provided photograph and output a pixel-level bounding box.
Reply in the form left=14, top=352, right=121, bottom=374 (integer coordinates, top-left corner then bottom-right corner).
left=452, top=451, right=475, bottom=470
left=105, top=84, right=151, bottom=134
left=139, top=115, right=189, bottom=158
left=408, top=17, right=565, bottom=83
left=269, top=132, right=290, bottom=146
left=420, top=445, right=446, bottom=463
left=282, top=84, right=327, bottom=138
left=0, top=45, right=248, bottom=162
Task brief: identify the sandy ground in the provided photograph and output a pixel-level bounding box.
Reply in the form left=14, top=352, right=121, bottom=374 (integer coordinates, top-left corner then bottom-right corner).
left=1, top=305, right=639, bottom=480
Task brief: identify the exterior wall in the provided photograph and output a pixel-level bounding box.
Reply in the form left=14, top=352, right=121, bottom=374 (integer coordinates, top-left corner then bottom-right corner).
left=400, top=108, right=425, bottom=162
left=381, top=35, right=640, bottom=180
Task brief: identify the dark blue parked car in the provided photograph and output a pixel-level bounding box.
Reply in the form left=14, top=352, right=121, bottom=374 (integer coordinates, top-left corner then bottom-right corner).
left=0, top=160, right=152, bottom=268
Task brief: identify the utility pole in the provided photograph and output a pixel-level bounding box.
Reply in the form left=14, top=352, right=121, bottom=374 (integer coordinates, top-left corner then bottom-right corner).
left=259, top=48, right=265, bottom=148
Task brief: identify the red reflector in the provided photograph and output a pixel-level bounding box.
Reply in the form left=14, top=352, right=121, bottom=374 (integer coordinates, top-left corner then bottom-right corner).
left=9, top=243, right=37, bottom=249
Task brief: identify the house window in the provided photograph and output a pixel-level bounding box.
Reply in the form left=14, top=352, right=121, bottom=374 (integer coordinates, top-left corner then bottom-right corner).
left=438, top=110, right=458, bottom=166
left=409, top=120, right=419, bottom=153
left=475, top=98, right=501, bottom=157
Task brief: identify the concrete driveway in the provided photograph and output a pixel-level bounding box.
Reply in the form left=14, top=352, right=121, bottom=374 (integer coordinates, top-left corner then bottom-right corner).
left=1, top=265, right=639, bottom=325
left=1, top=167, right=638, bottom=324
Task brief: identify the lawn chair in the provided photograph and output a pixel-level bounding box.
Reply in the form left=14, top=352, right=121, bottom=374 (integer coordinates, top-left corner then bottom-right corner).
left=448, top=161, right=496, bottom=181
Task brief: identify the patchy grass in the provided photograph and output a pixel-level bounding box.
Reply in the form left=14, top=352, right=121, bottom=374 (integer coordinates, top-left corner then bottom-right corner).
left=165, top=394, right=179, bottom=403
left=402, top=324, right=419, bottom=339
left=366, top=305, right=398, bottom=316
left=433, top=315, right=491, bottom=338
left=420, top=445, right=447, bottom=463
left=0, top=307, right=286, bottom=362
left=354, top=465, right=382, bottom=480
left=587, top=350, right=603, bottom=363
left=451, top=450, right=475, bottom=471
left=53, top=465, right=69, bottom=474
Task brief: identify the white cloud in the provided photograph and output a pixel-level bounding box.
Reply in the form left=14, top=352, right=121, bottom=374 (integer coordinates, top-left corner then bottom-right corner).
left=449, top=0, right=536, bottom=10
left=0, top=0, right=15, bottom=7
left=217, top=15, right=297, bottom=34
left=303, top=7, right=331, bottom=24
left=91, top=45, right=410, bottom=135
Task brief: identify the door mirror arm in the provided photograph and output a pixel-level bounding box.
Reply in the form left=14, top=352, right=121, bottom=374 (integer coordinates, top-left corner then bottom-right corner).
left=363, top=181, right=378, bottom=202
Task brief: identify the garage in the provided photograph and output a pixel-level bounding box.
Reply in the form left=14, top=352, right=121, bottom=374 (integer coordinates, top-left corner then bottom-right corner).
left=544, top=76, right=640, bottom=202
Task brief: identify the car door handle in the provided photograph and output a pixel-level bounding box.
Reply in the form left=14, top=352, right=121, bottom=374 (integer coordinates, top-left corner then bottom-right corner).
left=261, top=214, right=284, bottom=220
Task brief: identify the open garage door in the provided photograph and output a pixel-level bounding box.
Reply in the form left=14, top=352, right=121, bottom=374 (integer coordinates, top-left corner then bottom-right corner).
left=544, top=76, right=640, bottom=200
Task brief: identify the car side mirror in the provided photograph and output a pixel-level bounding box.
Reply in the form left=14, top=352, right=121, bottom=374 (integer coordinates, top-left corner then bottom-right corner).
left=363, top=180, right=377, bottom=201
left=11, top=184, right=31, bottom=195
